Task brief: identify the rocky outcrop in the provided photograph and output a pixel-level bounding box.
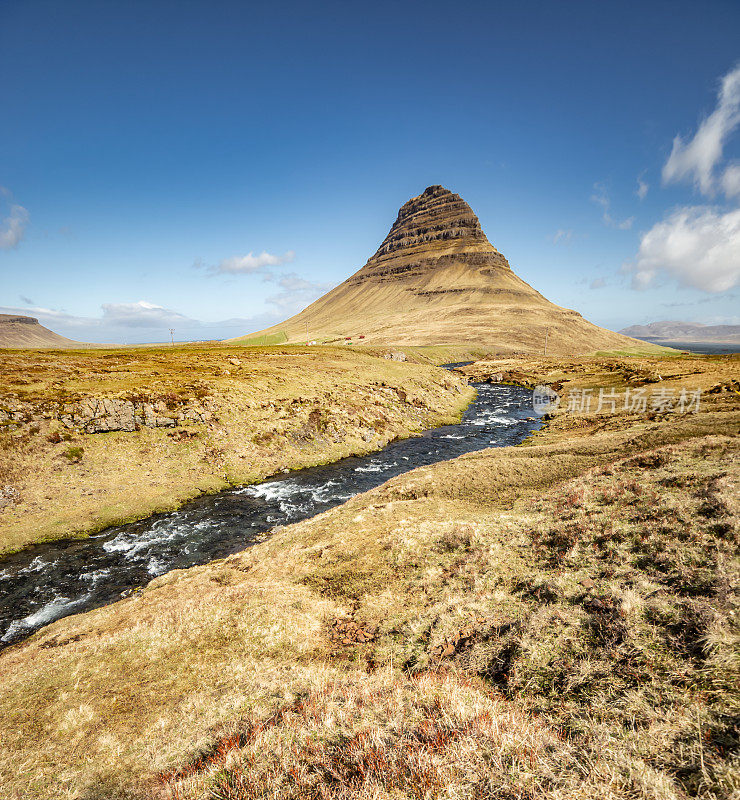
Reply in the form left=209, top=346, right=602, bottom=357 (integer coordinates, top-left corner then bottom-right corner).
left=1, top=315, right=38, bottom=325
left=59, top=399, right=182, bottom=433
left=0, top=396, right=214, bottom=433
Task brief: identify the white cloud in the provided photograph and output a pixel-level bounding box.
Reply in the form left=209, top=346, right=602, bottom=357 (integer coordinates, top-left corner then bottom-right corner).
left=0, top=187, right=29, bottom=249
left=623, top=206, right=740, bottom=292
left=589, top=277, right=606, bottom=289
left=591, top=183, right=634, bottom=229
left=0, top=304, right=95, bottom=328
left=552, top=229, right=573, bottom=244
left=662, top=64, right=740, bottom=198
left=721, top=163, right=740, bottom=198
left=636, top=174, right=649, bottom=200
left=209, top=250, right=295, bottom=275
left=699, top=313, right=740, bottom=325
left=627, top=66, right=740, bottom=296
left=0, top=301, right=198, bottom=330
left=266, top=273, right=332, bottom=313
left=100, top=300, right=198, bottom=329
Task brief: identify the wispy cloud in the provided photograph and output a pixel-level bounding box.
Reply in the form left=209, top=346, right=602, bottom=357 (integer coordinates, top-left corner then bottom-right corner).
left=552, top=228, right=573, bottom=245
left=266, top=273, right=332, bottom=313
left=205, top=250, right=296, bottom=275
left=0, top=187, right=29, bottom=249
left=721, top=163, right=740, bottom=198
left=591, top=183, right=634, bottom=229
left=100, top=300, right=199, bottom=329
left=0, top=279, right=332, bottom=341
left=0, top=301, right=199, bottom=331
left=662, top=63, right=740, bottom=198
left=660, top=294, right=735, bottom=308
left=636, top=173, right=649, bottom=201
left=623, top=206, right=740, bottom=292
left=589, top=277, right=606, bottom=289
left=0, top=301, right=285, bottom=343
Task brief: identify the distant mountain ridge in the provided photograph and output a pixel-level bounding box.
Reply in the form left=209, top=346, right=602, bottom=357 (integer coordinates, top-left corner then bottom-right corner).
left=620, top=321, right=740, bottom=343
left=232, top=185, right=647, bottom=355
left=0, top=314, right=86, bottom=349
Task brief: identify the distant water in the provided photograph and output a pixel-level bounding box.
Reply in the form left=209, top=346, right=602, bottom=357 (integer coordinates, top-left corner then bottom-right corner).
left=643, top=340, right=740, bottom=355
left=633, top=338, right=740, bottom=355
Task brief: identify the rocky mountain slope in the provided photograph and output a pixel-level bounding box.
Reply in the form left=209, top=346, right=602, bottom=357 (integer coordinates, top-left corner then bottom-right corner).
left=621, top=320, right=740, bottom=343
left=233, top=185, right=649, bottom=355
left=0, top=314, right=85, bottom=349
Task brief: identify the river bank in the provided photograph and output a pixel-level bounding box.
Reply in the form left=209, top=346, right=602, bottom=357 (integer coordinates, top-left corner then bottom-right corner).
left=0, top=381, right=537, bottom=647
left=0, top=345, right=473, bottom=555
left=0, top=352, right=737, bottom=799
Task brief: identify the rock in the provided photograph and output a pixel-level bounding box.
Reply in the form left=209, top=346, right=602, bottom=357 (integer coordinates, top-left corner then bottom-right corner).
left=384, top=351, right=407, bottom=362
left=0, top=485, right=20, bottom=510
left=58, top=397, right=187, bottom=433
left=328, top=617, right=377, bottom=646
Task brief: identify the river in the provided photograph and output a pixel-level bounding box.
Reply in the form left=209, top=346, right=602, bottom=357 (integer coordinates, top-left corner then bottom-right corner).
left=0, top=379, right=538, bottom=648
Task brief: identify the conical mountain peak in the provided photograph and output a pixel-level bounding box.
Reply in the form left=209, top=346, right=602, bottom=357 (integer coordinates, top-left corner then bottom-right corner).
left=370, top=184, right=494, bottom=262
left=233, top=185, right=642, bottom=355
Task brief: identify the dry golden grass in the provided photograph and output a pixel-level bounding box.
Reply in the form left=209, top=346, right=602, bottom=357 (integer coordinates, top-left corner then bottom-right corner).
left=160, top=433, right=738, bottom=800
left=158, top=668, right=669, bottom=800
left=0, top=353, right=737, bottom=799
left=0, top=344, right=472, bottom=554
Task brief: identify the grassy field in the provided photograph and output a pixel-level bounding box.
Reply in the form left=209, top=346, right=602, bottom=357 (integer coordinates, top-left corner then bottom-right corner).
left=0, top=344, right=472, bottom=554
left=0, top=352, right=737, bottom=799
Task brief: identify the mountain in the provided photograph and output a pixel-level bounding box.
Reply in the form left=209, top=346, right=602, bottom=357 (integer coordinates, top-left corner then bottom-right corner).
left=0, top=315, right=86, bottom=349
left=620, top=321, right=740, bottom=343
left=232, top=185, right=647, bottom=355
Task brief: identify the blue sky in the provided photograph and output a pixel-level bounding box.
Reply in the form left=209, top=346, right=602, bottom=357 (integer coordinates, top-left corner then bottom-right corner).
left=1, top=0, right=739, bottom=343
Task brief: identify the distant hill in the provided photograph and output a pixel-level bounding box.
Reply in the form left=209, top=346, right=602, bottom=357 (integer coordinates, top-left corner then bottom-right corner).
left=231, top=185, right=650, bottom=355
left=0, top=314, right=87, bottom=349
left=620, top=321, right=740, bottom=344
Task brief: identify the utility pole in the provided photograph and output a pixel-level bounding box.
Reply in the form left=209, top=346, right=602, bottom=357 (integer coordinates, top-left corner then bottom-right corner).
left=544, top=327, right=549, bottom=357
left=169, top=328, right=175, bottom=346
left=306, top=321, right=309, bottom=345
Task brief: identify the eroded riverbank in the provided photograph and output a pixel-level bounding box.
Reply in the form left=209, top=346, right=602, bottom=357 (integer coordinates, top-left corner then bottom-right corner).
left=0, top=346, right=472, bottom=554
left=0, top=382, right=539, bottom=646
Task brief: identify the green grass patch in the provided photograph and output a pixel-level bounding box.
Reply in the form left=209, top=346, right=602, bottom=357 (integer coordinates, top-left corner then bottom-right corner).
left=229, top=330, right=289, bottom=346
